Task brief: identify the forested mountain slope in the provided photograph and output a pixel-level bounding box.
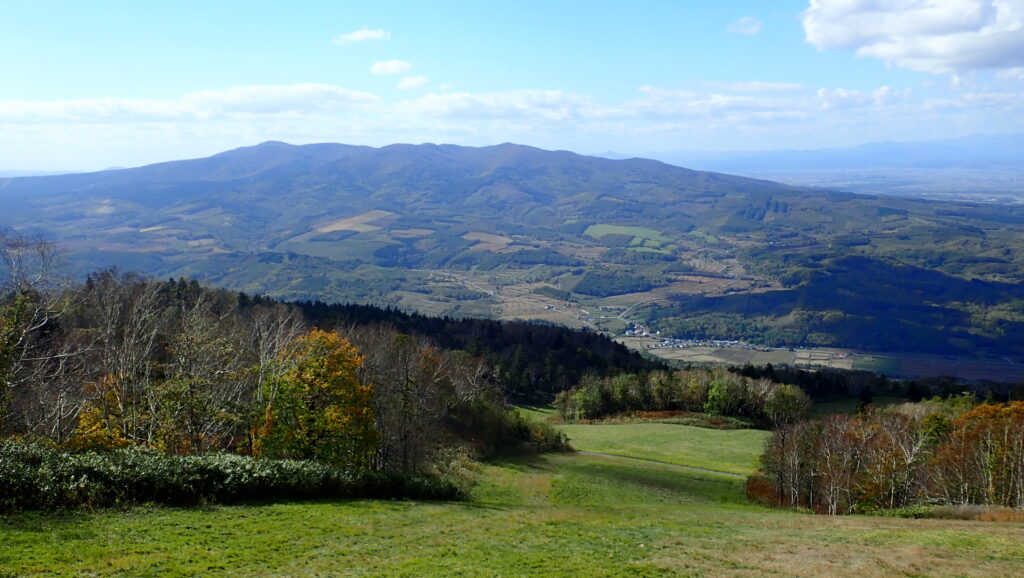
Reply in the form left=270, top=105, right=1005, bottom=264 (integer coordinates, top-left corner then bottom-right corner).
left=3, top=141, right=1023, bottom=358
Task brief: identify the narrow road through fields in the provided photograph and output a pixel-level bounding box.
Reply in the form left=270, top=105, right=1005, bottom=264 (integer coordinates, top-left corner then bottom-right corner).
left=617, top=299, right=650, bottom=320
left=575, top=450, right=746, bottom=479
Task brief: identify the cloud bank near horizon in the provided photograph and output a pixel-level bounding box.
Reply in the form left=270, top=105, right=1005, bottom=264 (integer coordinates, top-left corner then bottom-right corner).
left=803, top=0, right=1024, bottom=74
left=3, top=77, right=1020, bottom=169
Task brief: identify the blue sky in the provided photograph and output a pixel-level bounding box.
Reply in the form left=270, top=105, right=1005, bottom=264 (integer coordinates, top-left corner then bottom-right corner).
left=2, top=0, right=1023, bottom=170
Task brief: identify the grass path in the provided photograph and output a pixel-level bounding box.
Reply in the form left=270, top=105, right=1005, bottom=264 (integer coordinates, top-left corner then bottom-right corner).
left=576, top=450, right=745, bottom=479
left=4, top=452, right=1024, bottom=576
left=4, top=419, right=1024, bottom=576
left=560, top=422, right=769, bottom=475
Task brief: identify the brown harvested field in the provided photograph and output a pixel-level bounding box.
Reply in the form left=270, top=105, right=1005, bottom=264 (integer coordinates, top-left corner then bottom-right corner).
left=830, top=358, right=855, bottom=370
left=749, top=349, right=803, bottom=365
left=61, top=240, right=168, bottom=253
left=643, top=347, right=726, bottom=364
left=795, top=350, right=833, bottom=363
left=493, top=284, right=591, bottom=328
left=711, top=348, right=755, bottom=364
left=622, top=340, right=857, bottom=370
left=316, top=210, right=397, bottom=233
left=499, top=309, right=591, bottom=328
left=559, top=244, right=608, bottom=260
left=609, top=290, right=666, bottom=305
left=689, top=258, right=727, bottom=274
left=98, top=243, right=167, bottom=253
left=463, top=231, right=514, bottom=252
left=463, top=232, right=513, bottom=245
left=617, top=337, right=656, bottom=352
left=469, top=243, right=503, bottom=252
left=630, top=338, right=1021, bottom=381
left=497, top=301, right=591, bottom=329
left=466, top=280, right=598, bottom=328
left=391, top=228, right=434, bottom=238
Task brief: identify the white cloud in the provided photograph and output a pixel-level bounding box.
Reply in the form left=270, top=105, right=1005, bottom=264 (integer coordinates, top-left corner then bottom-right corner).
left=0, top=84, right=379, bottom=123
left=628, top=84, right=915, bottom=129
left=397, top=75, right=428, bottom=90
left=333, top=28, right=390, bottom=46
left=405, top=90, right=605, bottom=121
left=803, top=0, right=1024, bottom=73
left=703, top=81, right=806, bottom=92
left=631, top=86, right=797, bottom=119
left=184, top=84, right=379, bottom=114
left=816, top=85, right=912, bottom=109
left=925, top=89, right=1024, bottom=111
left=727, top=16, right=762, bottom=35
left=996, top=66, right=1024, bottom=79
left=371, top=60, right=412, bottom=75
left=2, top=80, right=1021, bottom=171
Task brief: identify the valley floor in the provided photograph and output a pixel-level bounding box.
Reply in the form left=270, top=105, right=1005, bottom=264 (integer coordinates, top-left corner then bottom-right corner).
left=620, top=336, right=1024, bottom=383
left=3, top=425, right=1024, bottom=576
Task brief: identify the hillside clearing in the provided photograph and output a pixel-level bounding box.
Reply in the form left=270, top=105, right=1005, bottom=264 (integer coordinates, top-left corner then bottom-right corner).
left=559, top=422, right=768, bottom=476
left=4, top=451, right=1023, bottom=576
left=316, top=210, right=398, bottom=233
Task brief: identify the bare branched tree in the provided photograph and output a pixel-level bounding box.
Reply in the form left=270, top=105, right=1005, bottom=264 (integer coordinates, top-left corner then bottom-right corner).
left=349, top=325, right=450, bottom=473
left=161, top=290, right=249, bottom=453
left=75, top=270, right=167, bottom=443
left=0, top=228, right=76, bottom=435
left=247, top=301, right=306, bottom=405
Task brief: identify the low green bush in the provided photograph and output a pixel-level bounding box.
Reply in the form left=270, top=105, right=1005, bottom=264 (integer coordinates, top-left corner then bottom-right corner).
left=0, top=439, right=460, bottom=513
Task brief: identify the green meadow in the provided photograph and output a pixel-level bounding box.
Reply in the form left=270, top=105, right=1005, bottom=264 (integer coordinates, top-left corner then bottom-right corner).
left=4, top=422, right=1024, bottom=576
left=560, top=422, right=768, bottom=476
left=583, top=224, right=672, bottom=244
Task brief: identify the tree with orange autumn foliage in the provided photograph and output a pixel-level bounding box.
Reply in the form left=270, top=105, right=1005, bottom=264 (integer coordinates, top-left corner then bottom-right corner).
left=253, top=329, right=376, bottom=469
left=752, top=400, right=1024, bottom=514
left=932, top=401, right=1024, bottom=507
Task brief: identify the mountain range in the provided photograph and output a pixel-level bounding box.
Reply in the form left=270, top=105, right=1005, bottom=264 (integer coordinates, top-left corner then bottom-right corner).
left=609, top=134, right=1024, bottom=201
left=618, top=133, right=1024, bottom=173
left=2, top=141, right=1023, bottom=361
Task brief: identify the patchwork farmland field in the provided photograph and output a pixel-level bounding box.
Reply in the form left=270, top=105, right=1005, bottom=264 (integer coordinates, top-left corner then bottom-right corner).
left=463, top=231, right=515, bottom=252
left=316, top=210, right=397, bottom=233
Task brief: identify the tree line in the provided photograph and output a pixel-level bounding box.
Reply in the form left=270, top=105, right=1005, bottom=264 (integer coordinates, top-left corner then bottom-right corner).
left=296, top=300, right=662, bottom=400
left=748, top=397, right=1024, bottom=514
left=736, top=363, right=1019, bottom=403
left=1, top=231, right=568, bottom=482
left=554, top=367, right=811, bottom=428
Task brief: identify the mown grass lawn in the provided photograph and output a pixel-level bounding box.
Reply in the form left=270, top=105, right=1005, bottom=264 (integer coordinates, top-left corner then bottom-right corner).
left=4, top=424, right=1024, bottom=576
left=559, top=422, right=769, bottom=475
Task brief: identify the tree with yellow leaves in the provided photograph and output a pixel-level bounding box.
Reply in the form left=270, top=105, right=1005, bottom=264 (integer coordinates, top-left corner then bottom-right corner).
left=253, top=329, right=376, bottom=469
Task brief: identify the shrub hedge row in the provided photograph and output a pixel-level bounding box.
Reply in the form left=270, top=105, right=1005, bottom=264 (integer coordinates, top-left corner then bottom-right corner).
left=0, top=440, right=460, bottom=513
